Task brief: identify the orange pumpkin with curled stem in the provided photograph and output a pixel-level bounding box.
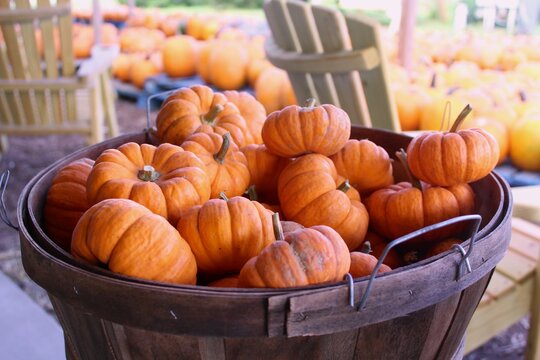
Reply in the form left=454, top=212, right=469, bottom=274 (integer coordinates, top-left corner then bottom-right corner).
left=86, top=142, right=210, bottom=225
left=407, top=105, right=499, bottom=186
left=330, top=139, right=394, bottom=195
left=262, top=99, right=351, bottom=157
left=71, top=199, right=197, bottom=285
left=278, top=153, right=369, bottom=250
left=366, top=150, right=476, bottom=245
left=177, top=193, right=274, bottom=275
left=44, top=158, right=94, bottom=251
left=181, top=132, right=250, bottom=199
left=238, top=214, right=351, bottom=288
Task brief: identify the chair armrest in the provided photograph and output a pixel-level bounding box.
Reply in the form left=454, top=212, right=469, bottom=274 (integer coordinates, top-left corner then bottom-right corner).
left=77, top=44, right=119, bottom=77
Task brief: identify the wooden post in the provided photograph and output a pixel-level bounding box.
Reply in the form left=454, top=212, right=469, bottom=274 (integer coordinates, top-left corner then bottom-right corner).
left=127, top=0, right=136, bottom=17
left=92, top=0, right=102, bottom=46
left=398, top=0, right=417, bottom=74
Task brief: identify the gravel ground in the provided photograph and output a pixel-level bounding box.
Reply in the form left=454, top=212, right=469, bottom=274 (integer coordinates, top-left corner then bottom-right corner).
left=0, top=98, right=528, bottom=359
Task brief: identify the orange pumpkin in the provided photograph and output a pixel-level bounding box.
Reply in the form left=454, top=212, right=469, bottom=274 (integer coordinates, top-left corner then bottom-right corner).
left=241, top=144, right=291, bottom=204
left=247, top=59, right=272, bottom=88
left=262, top=100, right=351, bottom=158
left=426, top=238, right=463, bottom=258
left=86, top=142, right=210, bottom=224
left=510, top=115, right=540, bottom=171
left=278, top=154, right=369, bottom=250
left=208, top=276, right=240, bottom=288
left=199, top=41, right=249, bottom=90
left=223, top=90, right=266, bottom=144
left=393, top=84, right=431, bottom=131
left=177, top=195, right=274, bottom=274
left=181, top=132, right=250, bottom=199
left=155, top=85, right=257, bottom=147
left=43, top=158, right=94, bottom=251
left=465, top=117, right=509, bottom=165
left=329, top=139, right=394, bottom=195
left=238, top=224, right=351, bottom=288
left=362, top=232, right=402, bottom=269
left=162, top=35, right=197, bottom=78
left=408, top=105, right=500, bottom=186
left=349, top=251, right=392, bottom=278
left=130, top=58, right=160, bottom=89
left=71, top=199, right=197, bottom=285
left=255, top=67, right=297, bottom=113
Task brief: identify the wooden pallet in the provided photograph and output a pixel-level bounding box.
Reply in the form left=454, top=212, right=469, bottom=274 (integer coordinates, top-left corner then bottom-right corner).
left=495, top=164, right=540, bottom=188
left=466, top=217, right=540, bottom=357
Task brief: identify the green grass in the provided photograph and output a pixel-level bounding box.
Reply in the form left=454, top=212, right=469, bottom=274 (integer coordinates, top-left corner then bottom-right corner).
left=161, top=5, right=264, bottom=17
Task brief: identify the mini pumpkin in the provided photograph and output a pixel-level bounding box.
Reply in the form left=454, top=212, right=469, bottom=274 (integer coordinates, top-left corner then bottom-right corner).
left=407, top=105, right=499, bottom=186
left=71, top=199, right=197, bottom=285
left=223, top=90, right=266, bottom=144
left=278, top=154, right=369, bottom=250
left=208, top=276, right=240, bottom=288
left=181, top=132, right=250, bottom=199
left=86, top=142, right=210, bottom=224
left=238, top=223, right=350, bottom=288
left=262, top=99, right=351, bottom=158
left=43, top=158, right=94, bottom=251
left=350, top=245, right=392, bottom=278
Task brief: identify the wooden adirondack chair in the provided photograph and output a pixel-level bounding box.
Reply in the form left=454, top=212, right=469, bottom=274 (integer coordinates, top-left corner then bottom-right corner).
left=0, top=0, right=119, bottom=157
left=263, top=0, right=400, bottom=131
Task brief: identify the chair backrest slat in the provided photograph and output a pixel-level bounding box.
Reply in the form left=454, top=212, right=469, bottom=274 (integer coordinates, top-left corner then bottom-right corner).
left=311, top=4, right=371, bottom=126
left=0, top=40, right=18, bottom=124
left=57, top=0, right=76, bottom=122
left=286, top=1, right=338, bottom=106
left=346, top=13, right=400, bottom=131
left=264, top=0, right=315, bottom=103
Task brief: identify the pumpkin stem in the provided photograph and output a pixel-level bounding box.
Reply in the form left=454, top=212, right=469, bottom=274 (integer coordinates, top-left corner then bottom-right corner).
left=337, top=180, right=351, bottom=193
left=245, top=185, right=258, bottom=201
left=449, top=104, right=473, bottom=133
left=519, top=90, right=527, bottom=102
left=203, top=104, right=224, bottom=125
left=219, top=192, right=229, bottom=202
left=403, top=250, right=420, bottom=265
left=360, top=241, right=372, bottom=254
left=272, top=212, right=285, bottom=241
left=304, top=98, right=317, bottom=108
left=430, top=72, right=437, bottom=88
left=214, top=132, right=231, bottom=164
left=137, top=165, right=160, bottom=182
left=395, top=149, right=423, bottom=191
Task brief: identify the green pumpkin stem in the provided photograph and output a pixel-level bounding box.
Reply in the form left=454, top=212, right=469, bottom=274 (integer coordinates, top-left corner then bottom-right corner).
left=337, top=179, right=351, bottom=193
left=272, top=212, right=284, bottom=241
left=519, top=90, right=527, bottom=102
left=360, top=241, right=372, bottom=254
left=304, top=98, right=317, bottom=108
left=219, top=192, right=229, bottom=202
left=203, top=104, right=224, bottom=125
left=137, top=165, right=160, bottom=182
left=214, top=132, right=231, bottom=164
left=245, top=185, right=258, bottom=201
left=395, top=149, right=423, bottom=191
left=449, top=104, right=473, bottom=133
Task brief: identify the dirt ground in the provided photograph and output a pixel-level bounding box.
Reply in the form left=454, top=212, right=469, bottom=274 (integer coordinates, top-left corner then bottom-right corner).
left=0, top=98, right=528, bottom=359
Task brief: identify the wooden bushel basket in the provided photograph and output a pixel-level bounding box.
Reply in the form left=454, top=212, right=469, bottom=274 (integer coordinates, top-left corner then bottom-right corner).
left=16, top=126, right=512, bottom=360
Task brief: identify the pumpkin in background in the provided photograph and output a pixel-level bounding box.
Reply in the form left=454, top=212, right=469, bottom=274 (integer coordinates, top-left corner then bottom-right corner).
left=262, top=100, right=350, bottom=158
left=112, top=53, right=134, bottom=82
left=393, top=84, right=431, bottom=131
left=329, top=139, right=393, bottom=195
left=238, top=224, right=350, bottom=288
left=241, top=144, right=291, bottom=204
left=119, top=27, right=165, bottom=54
left=223, top=90, right=266, bottom=144
left=159, top=15, right=183, bottom=37
left=130, top=57, right=160, bottom=89
left=465, top=117, right=509, bottom=165
left=43, top=158, right=94, bottom=251
left=278, top=154, right=369, bottom=250
left=155, top=85, right=258, bottom=148
left=216, top=27, right=248, bottom=42
left=419, top=95, right=467, bottom=131
left=426, top=238, right=463, bottom=258
left=510, top=115, right=540, bottom=171
left=247, top=35, right=266, bottom=62
left=498, top=49, right=527, bottom=71
left=181, top=132, right=250, bottom=199
left=71, top=199, right=197, bottom=285
left=196, top=40, right=215, bottom=84
left=72, top=24, right=94, bottom=59
left=178, top=195, right=274, bottom=274
left=86, top=142, right=210, bottom=225
left=199, top=40, right=249, bottom=90
left=185, top=15, right=220, bottom=40
left=162, top=35, right=197, bottom=78
left=408, top=106, right=500, bottom=186
left=208, top=276, right=240, bottom=288
left=247, top=59, right=272, bottom=88
left=255, top=66, right=297, bottom=113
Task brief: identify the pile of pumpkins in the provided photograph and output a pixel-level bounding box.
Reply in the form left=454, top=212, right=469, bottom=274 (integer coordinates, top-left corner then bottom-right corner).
left=42, top=85, right=499, bottom=288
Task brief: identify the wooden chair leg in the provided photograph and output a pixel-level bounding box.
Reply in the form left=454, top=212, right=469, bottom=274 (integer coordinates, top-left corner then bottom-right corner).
left=526, top=256, right=540, bottom=359
left=0, top=135, right=8, bottom=159
left=100, top=72, right=119, bottom=138
left=89, top=82, right=104, bottom=145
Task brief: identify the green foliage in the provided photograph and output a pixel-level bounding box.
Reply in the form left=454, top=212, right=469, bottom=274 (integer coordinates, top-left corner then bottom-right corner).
left=118, top=0, right=264, bottom=8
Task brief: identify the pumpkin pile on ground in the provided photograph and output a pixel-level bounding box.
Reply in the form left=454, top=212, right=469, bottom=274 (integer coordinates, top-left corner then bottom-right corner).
left=42, top=85, right=499, bottom=288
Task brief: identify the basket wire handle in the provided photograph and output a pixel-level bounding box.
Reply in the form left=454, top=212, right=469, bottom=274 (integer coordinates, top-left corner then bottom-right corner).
left=0, top=170, right=19, bottom=231
left=347, top=214, right=482, bottom=311
left=145, top=89, right=178, bottom=130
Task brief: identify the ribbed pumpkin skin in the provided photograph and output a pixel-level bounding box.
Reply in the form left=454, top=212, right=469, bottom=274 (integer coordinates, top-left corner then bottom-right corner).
left=278, top=154, right=369, bottom=251
left=365, top=182, right=476, bottom=241
left=330, top=139, right=394, bottom=195
left=208, top=276, right=240, bottom=288
left=238, top=225, right=351, bottom=288
left=44, top=158, right=94, bottom=251
left=177, top=196, right=274, bottom=275
left=349, top=252, right=392, bottom=278
left=155, top=85, right=255, bottom=147
left=71, top=199, right=197, bottom=285
left=406, top=129, right=499, bottom=186
left=261, top=103, right=351, bottom=157
left=86, top=142, right=210, bottom=224
left=241, top=144, right=291, bottom=204
left=223, top=90, right=266, bottom=144
left=181, top=132, right=250, bottom=199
